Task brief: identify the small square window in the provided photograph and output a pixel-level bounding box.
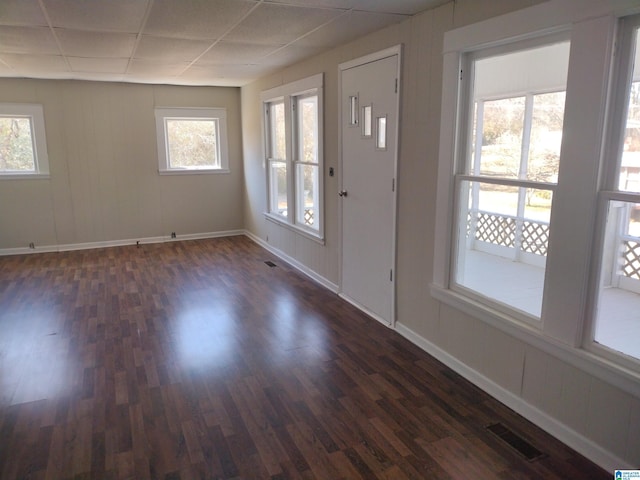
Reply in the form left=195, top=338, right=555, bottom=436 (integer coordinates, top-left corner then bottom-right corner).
left=0, top=104, right=49, bottom=178
left=155, top=107, right=229, bottom=175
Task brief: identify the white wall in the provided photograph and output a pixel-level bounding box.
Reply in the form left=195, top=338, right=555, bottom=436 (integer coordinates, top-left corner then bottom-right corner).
left=241, top=0, right=640, bottom=470
left=0, top=79, right=243, bottom=251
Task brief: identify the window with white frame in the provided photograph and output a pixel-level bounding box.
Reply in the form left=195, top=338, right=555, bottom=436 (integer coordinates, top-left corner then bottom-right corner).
left=0, top=103, right=49, bottom=177
left=262, top=74, right=323, bottom=238
left=593, top=14, right=640, bottom=364
left=453, top=39, right=570, bottom=321
left=433, top=2, right=640, bottom=377
left=155, top=107, right=229, bottom=174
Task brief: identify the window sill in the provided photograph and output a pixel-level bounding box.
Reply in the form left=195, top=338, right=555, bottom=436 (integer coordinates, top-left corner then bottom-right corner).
left=0, top=173, right=50, bottom=180
left=159, top=169, right=230, bottom=176
left=429, top=283, right=640, bottom=397
left=264, top=212, right=325, bottom=245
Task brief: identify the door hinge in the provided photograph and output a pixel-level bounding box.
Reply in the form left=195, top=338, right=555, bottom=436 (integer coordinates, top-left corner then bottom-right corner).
left=390, top=269, right=393, bottom=281
left=460, top=69, right=463, bottom=81
left=392, top=178, right=395, bottom=192
left=395, top=78, right=398, bottom=93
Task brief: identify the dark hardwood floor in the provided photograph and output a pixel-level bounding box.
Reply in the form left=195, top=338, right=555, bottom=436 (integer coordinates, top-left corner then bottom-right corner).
left=0, top=236, right=608, bottom=479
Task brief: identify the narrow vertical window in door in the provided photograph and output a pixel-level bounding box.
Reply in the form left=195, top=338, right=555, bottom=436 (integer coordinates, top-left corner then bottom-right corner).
left=362, top=105, right=372, bottom=138
left=349, top=96, right=359, bottom=126
left=376, top=115, right=387, bottom=150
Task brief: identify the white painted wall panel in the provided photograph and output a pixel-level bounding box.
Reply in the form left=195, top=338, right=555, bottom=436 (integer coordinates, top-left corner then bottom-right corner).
left=0, top=79, right=243, bottom=250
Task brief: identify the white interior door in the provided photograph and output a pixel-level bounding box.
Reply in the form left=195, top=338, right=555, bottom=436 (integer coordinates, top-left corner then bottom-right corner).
left=340, top=51, right=399, bottom=325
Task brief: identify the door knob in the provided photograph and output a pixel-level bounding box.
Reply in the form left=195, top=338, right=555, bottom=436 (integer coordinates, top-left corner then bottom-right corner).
left=338, top=190, right=348, bottom=197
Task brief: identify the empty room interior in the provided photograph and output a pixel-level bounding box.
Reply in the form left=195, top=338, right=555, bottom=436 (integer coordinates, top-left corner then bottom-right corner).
left=1, top=0, right=640, bottom=478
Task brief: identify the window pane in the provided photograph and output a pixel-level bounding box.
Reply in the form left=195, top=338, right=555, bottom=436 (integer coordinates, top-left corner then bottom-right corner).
left=470, top=41, right=570, bottom=180
left=376, top=116, right=387, bottom=150
left=473, top=97, right=525, bottom=178
left=297, top=95, right=318, bottom=164
left=594, top=200, right=640, bottom=360
left=528, top=91, right=565, bottom=183
left=455, top=180, right=551, bottom=317
left=621, top=84, right=640, bottom=191
left=349, top=95, right=358, bottom=126
left=166, top=119, right=218, bottom=169
left=269, top=161, right=287, bottom=217
left=296, top=164, right=319, bottom=229
left=0, top=117, right=36, bottom=172
left=270, top=102, right=286, bottom=160
left=362, top=105, right=372, bottom=137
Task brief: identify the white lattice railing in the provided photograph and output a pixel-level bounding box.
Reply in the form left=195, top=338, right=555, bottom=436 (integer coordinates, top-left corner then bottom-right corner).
left=470, top=211, right=640, bottom=280
left=622, top=239, right=640, bottom=280
left=469, top=210, right=550, bottom=257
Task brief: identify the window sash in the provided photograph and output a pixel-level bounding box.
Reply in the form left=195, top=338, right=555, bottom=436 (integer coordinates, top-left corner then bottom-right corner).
left=262, top=74, right=324, bottom=239
left=450, top=39, right=569, bottom=323
left=155, top=107, right=229, bottom=175
left=0, top=104, right=49, bottom=178
left=164, top=118, right=220, bottom=170
left=587, top=14, right=640, bottom=368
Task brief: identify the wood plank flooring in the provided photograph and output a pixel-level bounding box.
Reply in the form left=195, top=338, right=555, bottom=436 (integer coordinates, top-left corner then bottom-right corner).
left=0, top=236, right=608, bottom=479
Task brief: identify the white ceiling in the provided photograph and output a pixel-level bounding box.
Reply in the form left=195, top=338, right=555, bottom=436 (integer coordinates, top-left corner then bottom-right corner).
left=0, top=0, right=447, bottom=87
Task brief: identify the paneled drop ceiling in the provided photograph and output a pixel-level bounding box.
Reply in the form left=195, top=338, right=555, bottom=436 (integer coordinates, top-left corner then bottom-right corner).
left=0, top=0, right=447, bottom=86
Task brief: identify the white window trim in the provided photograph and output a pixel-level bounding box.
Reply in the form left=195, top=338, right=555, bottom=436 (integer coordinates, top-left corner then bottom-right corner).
left=0, top=103, right=49, bottom=179
left=155, top=107, right=230, bottom=175
left=433, top=0, right=640, bottom=395
left=261, top=73, right=324, bottom=241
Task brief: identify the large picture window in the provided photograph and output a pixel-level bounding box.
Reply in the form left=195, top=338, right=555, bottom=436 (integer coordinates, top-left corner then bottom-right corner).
left=262, top=74, right=324, bottom=239
left=0, top=103, right=49, bottom=178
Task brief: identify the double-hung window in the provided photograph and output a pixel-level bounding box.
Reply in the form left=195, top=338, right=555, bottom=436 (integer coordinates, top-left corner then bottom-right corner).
left=0, top=103, right=49, bottom=178
left=453, top=39, right=570, bottom=322
left=262, top=74, right=323, bottom=239
left=434, top=1, right=640, bottom=380
left=592, top=14, right=640, bottom=365
left=155, top=107, right=229, bottom=174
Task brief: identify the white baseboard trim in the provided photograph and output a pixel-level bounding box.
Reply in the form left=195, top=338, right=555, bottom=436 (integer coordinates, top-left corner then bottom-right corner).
left=0, top=230, right=245, bottom=256
left=244, top=230, right=339, bottom=293
left=395, top=321, right=631, bottom=472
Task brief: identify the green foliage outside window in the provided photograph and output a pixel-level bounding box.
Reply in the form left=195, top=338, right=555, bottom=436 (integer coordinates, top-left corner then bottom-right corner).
left=166, top=119, right=218, bottom=169
left=0, top=117, right=35, bottom=172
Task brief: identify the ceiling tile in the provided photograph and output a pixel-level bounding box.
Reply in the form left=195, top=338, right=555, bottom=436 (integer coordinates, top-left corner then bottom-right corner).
left=0, top=0, right=47, bottom=26
left=127, top=59, right=191, bottom=76
left=68, top=57, right=129, bottom=74
left=0, top=26, right=59, bottom=54
left=294, top=10, right=406, bottom=48
left=263, top=0, right=355, bottom=8
left=56, top=29, right=137, bottom=57
left=179, top=63, right=276, bottom=86
left=42, top=0, right=149, bottom=32
left=352, top=0, right=446, bottom=15
left=260, top=45, right=326, bottom=67
left=144, top=0, right=258, bottom=40
left=135, top=35, right=212, bottom=62
left=197, top=41, right=282, bottom=65
left=0, top=53, right=69, bottom=74
left=224, top=3, right=343, bottom=45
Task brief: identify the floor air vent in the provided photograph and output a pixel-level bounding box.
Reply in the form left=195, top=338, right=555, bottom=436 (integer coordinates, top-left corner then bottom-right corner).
left=264, top=261, right=277, bottom=267
left=486, top=423, right=545, bottom=461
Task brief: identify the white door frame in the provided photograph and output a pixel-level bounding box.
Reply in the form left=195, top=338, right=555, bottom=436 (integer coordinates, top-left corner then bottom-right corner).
left=338, top=45, right=402, bottom=327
